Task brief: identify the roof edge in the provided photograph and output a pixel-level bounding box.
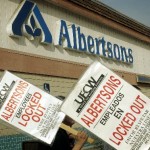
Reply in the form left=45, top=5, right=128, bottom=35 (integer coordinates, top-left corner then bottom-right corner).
left=44, top=0, right=150, bottom=44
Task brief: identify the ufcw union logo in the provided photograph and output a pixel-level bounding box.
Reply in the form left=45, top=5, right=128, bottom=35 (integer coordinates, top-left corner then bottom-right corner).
left=7, top=0, right=52, bottom=44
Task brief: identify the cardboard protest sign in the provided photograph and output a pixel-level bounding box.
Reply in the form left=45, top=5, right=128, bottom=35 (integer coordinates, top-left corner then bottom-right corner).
left=61, top=61, right=150, bottom=150
left=0, top=71, right=65, bottom=144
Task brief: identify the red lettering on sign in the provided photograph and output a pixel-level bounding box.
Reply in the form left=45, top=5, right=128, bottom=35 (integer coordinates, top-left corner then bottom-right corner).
left=109, top=95, right=146, bottom=146
left=81, top=75, right=121, bottom=127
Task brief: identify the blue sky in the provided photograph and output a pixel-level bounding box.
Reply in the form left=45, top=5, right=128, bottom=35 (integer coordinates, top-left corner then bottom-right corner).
left=99, top=0, right=150, bottom=27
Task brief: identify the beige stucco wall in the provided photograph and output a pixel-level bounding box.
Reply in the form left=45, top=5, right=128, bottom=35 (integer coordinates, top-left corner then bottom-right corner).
left=0, top=1, right=149, bottom=147
left=139, top=86, right=150, bottom=98
left=0, top=0, right=150, bottom=76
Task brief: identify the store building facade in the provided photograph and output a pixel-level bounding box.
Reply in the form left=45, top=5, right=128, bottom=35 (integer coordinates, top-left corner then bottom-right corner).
left=0, top=0, right=150, bottom=149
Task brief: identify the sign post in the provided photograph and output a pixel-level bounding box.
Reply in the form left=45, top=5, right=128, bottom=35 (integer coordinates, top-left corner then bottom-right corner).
left=61, top=61, right=150, bottom=150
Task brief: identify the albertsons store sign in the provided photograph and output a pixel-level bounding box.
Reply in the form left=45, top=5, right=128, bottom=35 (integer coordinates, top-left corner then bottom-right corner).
left=7, top=0, right=133, bottom=64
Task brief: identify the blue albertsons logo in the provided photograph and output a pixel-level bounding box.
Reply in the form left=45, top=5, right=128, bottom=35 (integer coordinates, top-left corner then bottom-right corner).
left=7, top=0, right=52, bottom=44
left=7, top=0, right=134, bottom=64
